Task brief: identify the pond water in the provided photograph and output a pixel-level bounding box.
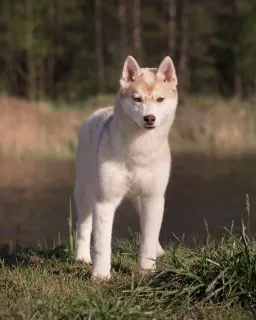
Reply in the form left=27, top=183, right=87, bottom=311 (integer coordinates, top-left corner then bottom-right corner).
left=0, top=153, right=255, bottom=247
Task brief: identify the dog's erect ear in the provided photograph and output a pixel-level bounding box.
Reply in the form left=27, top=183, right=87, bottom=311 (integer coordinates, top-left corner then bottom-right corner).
left=120, top=56, right=141, bottom=88
left=156, top=56, right=177, bottom=86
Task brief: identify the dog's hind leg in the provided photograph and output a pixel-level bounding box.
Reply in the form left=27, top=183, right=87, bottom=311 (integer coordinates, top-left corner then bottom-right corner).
left=131, top=197, right=165, bottom=258
left=74, top=180, right=93, bottom=264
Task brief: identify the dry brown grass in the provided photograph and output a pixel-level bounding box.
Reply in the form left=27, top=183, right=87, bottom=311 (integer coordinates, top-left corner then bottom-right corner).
left=0, top=95, right=85, bottom=156
left=0, top=94, right=255, bottom=157
left=171, top=96, right=256, bottom=153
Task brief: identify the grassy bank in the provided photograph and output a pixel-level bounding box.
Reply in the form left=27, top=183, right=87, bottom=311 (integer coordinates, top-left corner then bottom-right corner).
left=0, top=94, right=256, bottom=158
left=0, top=220, right=255, bottom=319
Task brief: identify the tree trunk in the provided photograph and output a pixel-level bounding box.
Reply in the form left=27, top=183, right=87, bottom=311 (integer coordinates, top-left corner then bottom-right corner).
left=26, top=0, right=36, bottom=100
left=234, top=73, right=242, bottom=100
left=39, top=60, right=45, bottom=100
left=232, top=0, right=242, bottom=100
left=133, top=0, right=142, bottom=61
left=118, top=0, right=128, bottom=62
left=178, top=0, right=189, bottom=95
left=47, top=0, right=56, bottom=99
left=254, top=75, right=256, bottom=101
left=168, top=0, right=176, bottom=58
left=95, top=0, right=105, bottom=93
left=3, top=0, right=16, bottom=94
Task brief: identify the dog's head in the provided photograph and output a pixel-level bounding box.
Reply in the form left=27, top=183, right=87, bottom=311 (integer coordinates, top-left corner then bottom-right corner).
left=118, top=56, right=178, bottom=130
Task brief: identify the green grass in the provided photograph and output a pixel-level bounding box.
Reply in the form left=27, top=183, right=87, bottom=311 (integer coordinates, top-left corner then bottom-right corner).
left=0, top=217, right=255, bottom=319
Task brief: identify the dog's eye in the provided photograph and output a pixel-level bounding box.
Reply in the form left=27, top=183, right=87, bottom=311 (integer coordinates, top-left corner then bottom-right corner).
left=134, top=97, right=142, bottom=103
left=157, top=97, right=165, bottom=103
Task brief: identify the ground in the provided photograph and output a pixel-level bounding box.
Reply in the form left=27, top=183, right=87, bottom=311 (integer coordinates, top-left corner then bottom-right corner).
left=0, top=225, right=255, bottom=319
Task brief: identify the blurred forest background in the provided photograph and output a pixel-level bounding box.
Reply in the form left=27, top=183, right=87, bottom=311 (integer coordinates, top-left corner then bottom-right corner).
left=0, top=0, right=256, bottom=102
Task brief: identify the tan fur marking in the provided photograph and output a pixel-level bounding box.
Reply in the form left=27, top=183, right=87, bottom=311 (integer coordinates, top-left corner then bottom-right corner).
left=123, top=68, right=177, bottom=104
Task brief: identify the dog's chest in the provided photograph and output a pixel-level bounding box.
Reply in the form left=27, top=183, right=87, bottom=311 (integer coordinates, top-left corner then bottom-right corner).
left=126, top=164, right=154, bottom=196
left=123, top=144, right=164, bottom=196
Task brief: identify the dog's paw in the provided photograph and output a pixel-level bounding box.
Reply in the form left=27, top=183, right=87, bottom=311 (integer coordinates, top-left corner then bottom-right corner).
left=75, top=255, right=92, bottom=265
left=156, top=247, right=166, bottom=258
left=139, top=256, right=156, bottom=271
left=139, top=267, right=156, bottom=278
left=91, top=271, right=111, bottom=281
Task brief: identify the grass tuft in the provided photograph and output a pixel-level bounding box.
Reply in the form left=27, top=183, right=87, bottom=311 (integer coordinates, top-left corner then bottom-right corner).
left=0, top=197, right=255, bottom=319
left=0, top=216, right=255, bottom=319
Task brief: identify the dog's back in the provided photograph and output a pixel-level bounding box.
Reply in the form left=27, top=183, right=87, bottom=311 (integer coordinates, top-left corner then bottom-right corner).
left=74, top=106, right=113, bottom=206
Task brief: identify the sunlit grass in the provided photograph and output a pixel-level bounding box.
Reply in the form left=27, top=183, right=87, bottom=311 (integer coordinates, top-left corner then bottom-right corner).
left=0, top=198, right=255, bottom=319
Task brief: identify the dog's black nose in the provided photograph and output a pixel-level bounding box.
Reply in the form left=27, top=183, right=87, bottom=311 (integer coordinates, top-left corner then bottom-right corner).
left=144, top=115, right=156, bottom=126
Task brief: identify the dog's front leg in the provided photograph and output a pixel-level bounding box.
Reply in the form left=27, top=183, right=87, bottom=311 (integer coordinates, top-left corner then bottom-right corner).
left=92, top=199, right=120, bottom=279
left=131, top=197, right=165, bottom=258
left=138, top=195, right=165, bottom=270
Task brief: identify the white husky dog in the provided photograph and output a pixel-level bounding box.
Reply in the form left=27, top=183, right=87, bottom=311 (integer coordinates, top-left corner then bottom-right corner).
left=74, top=56, right=178, bottom=278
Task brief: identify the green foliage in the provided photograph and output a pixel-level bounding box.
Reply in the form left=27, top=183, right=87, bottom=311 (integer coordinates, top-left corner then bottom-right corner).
left=0, top=0, right=255, bottom=101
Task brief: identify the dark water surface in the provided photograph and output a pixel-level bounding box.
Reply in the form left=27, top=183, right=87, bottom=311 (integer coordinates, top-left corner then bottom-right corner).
left=0, top=153, right=255, bottom=246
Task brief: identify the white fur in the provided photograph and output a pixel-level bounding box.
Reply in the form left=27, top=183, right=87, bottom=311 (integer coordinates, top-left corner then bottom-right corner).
left=74, top=56, right=178, bottom=279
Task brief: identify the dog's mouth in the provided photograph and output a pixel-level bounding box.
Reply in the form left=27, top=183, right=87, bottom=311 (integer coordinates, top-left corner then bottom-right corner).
left=144, top=125, right=156, bottom=130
